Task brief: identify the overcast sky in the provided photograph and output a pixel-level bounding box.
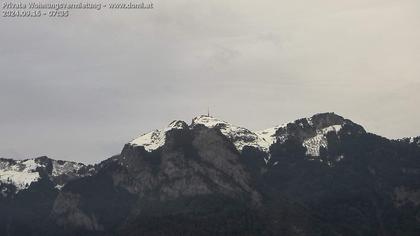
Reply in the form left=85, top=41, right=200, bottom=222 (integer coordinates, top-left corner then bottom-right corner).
left=1, top=0, right=419, bottom=163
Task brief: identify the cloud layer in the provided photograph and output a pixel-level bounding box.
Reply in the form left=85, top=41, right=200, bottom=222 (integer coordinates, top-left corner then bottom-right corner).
left=1, top=0, right=419, bottom=163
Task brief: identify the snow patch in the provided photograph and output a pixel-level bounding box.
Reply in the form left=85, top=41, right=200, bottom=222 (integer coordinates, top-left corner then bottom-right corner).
left=52, top=160, right=84, bottom=177
left=193, top=116, right=272, bottom=152
left=0, top=159, right=43, bottom=192
left=306, top=117, right=314, bottom=126
left=255, top=124, right=287, bottom=150
left=303, top=125, right=342, bottom=156
left=0, top=158, right=90, bottom=193
left=55, top=184, right=65, bottom=190
left=129, top=120, right=186, bottom=152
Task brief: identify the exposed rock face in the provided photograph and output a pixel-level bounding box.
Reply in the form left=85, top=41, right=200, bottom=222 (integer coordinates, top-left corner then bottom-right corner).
left=118, top=124, right=258, bottom=201
left=45, top=122, right=263, bottom=235
left=394, top=186, right=420, bottom=207
left=1, top=112, right=420, bottom=236
left=52, top=192, right=104, bottom=231
left=49, top=122, right=262, bottom=234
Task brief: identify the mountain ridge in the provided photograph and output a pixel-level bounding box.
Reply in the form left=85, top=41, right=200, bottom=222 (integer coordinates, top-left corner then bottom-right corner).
left=130, top=112, right=361, bottom=150
left=1, top=112, right=416, bottom=193
left=1, top=112, right=420, bottom=236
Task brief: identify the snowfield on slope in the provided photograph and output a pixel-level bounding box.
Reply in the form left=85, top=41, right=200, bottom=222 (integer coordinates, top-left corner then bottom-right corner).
left=0, top=158, right=89, bottom=193
left=0, top=159, right=42, bottom=191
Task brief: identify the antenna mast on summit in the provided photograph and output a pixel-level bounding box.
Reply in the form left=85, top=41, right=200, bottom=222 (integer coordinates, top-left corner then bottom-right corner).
left=207, top=107, right=210, bottom=117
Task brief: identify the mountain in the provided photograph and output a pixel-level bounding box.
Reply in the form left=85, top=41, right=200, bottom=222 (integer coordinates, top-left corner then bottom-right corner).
left=1, top=112, right=420, bottom=236
left=0, top=156, right=93, bottom=195
left=0, top=156, right=94, bottom=235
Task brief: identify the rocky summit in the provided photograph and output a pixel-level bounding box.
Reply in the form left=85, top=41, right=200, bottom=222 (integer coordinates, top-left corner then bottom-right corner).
left=1, top=112, right=420, bottom=236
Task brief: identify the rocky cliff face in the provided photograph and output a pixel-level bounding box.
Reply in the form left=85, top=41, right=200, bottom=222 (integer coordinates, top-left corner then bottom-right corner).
left=119, top=122, right=258, bottom=200
left=1, top=113, right=420, bottom=236
left=51, top=120, right=262, bottom=233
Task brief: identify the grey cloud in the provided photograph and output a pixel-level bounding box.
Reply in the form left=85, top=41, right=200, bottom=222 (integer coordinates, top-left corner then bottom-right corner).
left=0, top=0, right=419, bottom=163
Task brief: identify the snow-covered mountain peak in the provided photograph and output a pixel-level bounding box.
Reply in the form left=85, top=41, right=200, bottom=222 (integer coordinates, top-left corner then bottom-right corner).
left=0, top=158, right=43, bottom=192
left=128, top=113, right=364, bottom=157
left=167, top=120, right=188, bottom=130
left=192, top=115, right=271, bottom=152
left=129, top=120, right=188, bottom=152
left=130, top=115, right=273, bottom=153
left=191, top=115, right=228, bottom=128
left=0, top=157, right=91, bottom=193
left=257, top=113, right=362, bottom=158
